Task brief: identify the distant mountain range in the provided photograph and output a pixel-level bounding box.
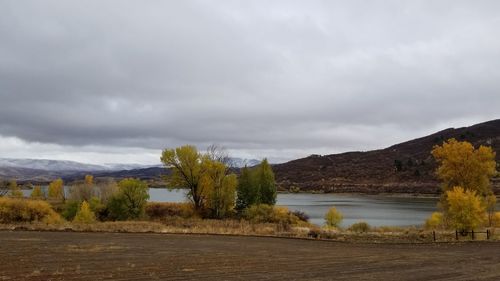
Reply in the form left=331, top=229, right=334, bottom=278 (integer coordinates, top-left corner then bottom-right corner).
left=273, top=119, right=500, bottom=194
left=0, top=158, right=158, bottom=172
left=0, top=157, right=260, bottom=183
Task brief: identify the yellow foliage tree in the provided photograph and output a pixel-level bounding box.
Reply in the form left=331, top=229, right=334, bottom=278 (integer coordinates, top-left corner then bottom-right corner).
left=9, top=180, right=23, bottom=197
left=200, top=158, right=238, bottom=218
left=324, top=207, right=343, bottom=228
left=446, top=186, right=485, bottom=231
left=73, top=201, right=96, bottom=223
left=30, top=185, right=44, bottom=199
left=85, top=175, right=94, bottom=185
left=48, top=178, right=65, bottom=201
left=432, top=139, right=496, bottom=196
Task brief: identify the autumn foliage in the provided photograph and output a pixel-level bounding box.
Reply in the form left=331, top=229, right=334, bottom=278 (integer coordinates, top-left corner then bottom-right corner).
left=432, top=138, right=496, bottom=195
left=431, top=139, right=498, bottom=230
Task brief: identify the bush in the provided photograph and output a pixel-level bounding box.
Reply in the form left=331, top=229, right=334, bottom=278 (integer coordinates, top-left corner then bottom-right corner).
left=61, top=200, right=80, bottom=221
left=146, top=202, right=195, bottom=219
left=425, top=212, right=444, bottom=229
left=324, top=207, right=343, bottom=228
left=107, top=178, right=149, bottom=221
left=349, top=221, right=370, bottom=233
left=244, top=204, right=299, bottom=225
left=0, top=197, right=63, bottom=223
left=73, top=201, right=96, bottom=224
left=291, top=210, right=309, bottom=222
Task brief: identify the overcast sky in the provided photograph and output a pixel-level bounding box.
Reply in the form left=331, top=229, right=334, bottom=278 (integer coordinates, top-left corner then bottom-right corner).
left=1, top=1, right=499, bottom=165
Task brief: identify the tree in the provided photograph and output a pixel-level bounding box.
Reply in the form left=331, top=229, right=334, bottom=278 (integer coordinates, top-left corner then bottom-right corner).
left=30, top=185, right=44, bottom=199
left=48, top=178, right=65, bottom=201
left=9, top=180, right=23, bottom=197
left=107, top=178, right=149, bottom=220
left=236, top=159, right=278, bottom=210
left=446, top=186, right=485, bottom=231
left=256, top=159, right=276, bottom=205
left=484, top=194, right=497, bottom=227
left=236, top=166, right=258, bottom=210
left=200, top=159, right=238, bottom=218
left=161, top=145, right=205, bottom=211
left=324, top=207, right=343, bottom=228
left=85, top=175, right=94, bottom=185
left=432, top=139, right=496, bottom=196
left=73, top=201, right=96, bottom=224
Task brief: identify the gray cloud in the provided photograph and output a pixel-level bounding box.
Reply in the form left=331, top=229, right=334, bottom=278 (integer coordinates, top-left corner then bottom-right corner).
left=1, top=1, right=500, bottom=164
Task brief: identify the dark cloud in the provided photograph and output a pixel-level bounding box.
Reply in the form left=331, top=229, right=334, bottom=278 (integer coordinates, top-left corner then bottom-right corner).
left=1, top=1, right=499, bottom=163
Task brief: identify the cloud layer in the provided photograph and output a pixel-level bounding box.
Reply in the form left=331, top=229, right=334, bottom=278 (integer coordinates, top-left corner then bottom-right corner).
left=1, top=1, right=499, bottom=164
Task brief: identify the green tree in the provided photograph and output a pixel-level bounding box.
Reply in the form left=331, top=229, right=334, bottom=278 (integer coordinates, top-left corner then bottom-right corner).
left=161, top=145, right=205, bottom=211
left=73, top=201, right=96, bottom=224
left=107, top=178, right=149, bottom=220
left=30, top=185, right=44, bottom=199
left=48, top=178, right=65, bottom=201
left=446, top=186, right=485, bottom=231
left=256, top=159, right=276, bottom=205
left=236, top=166, right=258, bottom=210
left=324, top=207, right=343, bottom=228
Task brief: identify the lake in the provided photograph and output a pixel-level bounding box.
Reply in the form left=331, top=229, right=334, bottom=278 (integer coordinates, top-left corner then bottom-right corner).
left=149, top=188, right=438, bottom=227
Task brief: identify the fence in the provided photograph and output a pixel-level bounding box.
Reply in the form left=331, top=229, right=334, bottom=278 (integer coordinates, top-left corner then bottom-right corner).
left=432, top=229, right=492, bottom=241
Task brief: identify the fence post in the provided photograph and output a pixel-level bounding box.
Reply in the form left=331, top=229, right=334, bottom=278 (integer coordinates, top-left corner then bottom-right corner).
left=471, top=230, right=474, bottom=240
left=433, top=231, right=436, bottom=242
left=487, top=229, right=490, bottom=240
left=455, top=230, right=458, bottom=240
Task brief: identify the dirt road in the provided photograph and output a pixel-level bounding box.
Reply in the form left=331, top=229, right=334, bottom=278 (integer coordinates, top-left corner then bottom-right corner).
left=1, top=231, right=499, bottom=280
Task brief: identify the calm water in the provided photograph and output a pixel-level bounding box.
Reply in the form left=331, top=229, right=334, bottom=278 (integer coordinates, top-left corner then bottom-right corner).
left=148, top=188, right=438, bottom=227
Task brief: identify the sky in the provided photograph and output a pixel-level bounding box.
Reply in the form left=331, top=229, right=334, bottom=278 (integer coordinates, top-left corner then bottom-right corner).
left=1, top=1, right=499, bottom=165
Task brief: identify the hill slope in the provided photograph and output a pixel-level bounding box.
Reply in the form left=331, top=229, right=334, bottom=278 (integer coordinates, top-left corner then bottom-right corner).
left=273, top=119, right=500, bottom=194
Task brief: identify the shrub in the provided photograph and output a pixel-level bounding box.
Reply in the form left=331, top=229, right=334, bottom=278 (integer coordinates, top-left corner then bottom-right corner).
left=425, top=212, right=444, bottom=229
left=107, top=178, right=149, bottom=221
left=291, top=210, right=309, bottom=222
left=324, top=207, right=343, bottom=228
left=0, top=197, right=63, bottom=223
left=349, top=221, right=370, bottom=233
left=146, top=202, right=196, bottom=219
left=61, top=200, right=80, bottom=221
left=73, top=201, right=96, bottom=224
left=244, top=204, right=299, bottom=225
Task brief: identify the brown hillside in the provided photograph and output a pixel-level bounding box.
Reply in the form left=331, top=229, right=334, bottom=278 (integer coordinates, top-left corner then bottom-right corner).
left=273, top=119, right=500, bottom=194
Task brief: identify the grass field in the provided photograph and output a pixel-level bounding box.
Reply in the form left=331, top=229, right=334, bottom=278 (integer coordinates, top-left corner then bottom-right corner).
left=1, top=230, right=500, bottom=280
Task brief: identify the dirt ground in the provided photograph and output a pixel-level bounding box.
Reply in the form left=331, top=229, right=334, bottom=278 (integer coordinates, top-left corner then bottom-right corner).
left=1, top=231, right=499, bottom=280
